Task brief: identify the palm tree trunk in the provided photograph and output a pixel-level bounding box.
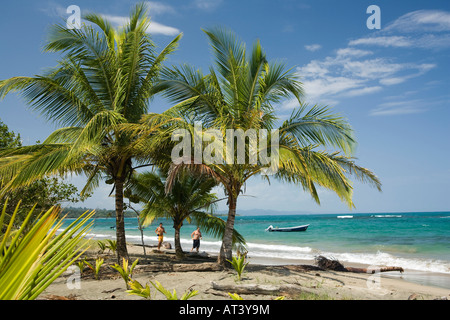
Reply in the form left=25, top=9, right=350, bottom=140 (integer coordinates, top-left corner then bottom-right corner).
left=115, top=178, right=129, bottom=263
left=174, top=225, right=184, bottom=259
left=218, top=194, right=237, bottom=267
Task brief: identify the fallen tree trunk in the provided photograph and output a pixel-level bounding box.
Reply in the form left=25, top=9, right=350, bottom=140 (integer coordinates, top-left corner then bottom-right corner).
left=173, top=263, right=222, bottom=272
left=136, top=262, right=222, bottom=273
left=210, top=281, right=315, bottom=296
left=345, top=266, right=404, bottom=274
left=315, top=256, right=403, bottom=273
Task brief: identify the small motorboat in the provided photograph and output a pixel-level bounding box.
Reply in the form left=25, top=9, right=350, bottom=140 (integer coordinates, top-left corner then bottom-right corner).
left=265, top=224, right=309, bottom=232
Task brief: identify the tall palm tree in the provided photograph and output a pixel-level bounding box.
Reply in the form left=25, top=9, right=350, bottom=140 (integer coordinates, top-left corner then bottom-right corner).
left=126, top=169, right=245, bottom=259
left=148, top=28, right=382, bottom=266
left=0, top=3, right=182, bottom=262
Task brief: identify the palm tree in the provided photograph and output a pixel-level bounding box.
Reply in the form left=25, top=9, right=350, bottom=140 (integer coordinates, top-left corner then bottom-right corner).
left=126, top=169, right=245, bottom=259
left=0, top=3, right=182, bottom=262
left=148, top=28, right=382, bottom=266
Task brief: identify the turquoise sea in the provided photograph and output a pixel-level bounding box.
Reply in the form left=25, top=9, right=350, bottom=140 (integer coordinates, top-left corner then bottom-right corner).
left=60, top=211, right=450, bottom=289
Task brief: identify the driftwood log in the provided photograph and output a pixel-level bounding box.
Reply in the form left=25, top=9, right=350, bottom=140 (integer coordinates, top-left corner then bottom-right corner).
left=135, top=262, right=223, bottom=273
left=315, top=256, right=404, bottom=273
left=210, top=281, right=315, bottom=296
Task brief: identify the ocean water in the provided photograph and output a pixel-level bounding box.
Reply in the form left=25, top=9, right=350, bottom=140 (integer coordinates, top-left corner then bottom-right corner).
left=59, top=211, right=450, bottom=289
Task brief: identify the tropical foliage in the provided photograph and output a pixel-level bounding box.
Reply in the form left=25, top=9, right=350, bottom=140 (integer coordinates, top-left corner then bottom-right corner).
left=125, top=169, right=245, bottom=258
left=0, top=3, right=182, bottom=262
left=0, top=3, right=382, bottom=271
left=0, top=202, right=94, bottom=300
left=227, top=254, right=249, bottom=281
left=135, top=27, right=382, bottom=265
left=110, top=257, right=139, bottom=289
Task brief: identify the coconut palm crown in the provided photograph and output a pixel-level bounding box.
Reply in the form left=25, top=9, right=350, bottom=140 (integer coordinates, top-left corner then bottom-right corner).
left=0, top=3, right=182, bottom=262
left=146, top=28, right=382, bottom=266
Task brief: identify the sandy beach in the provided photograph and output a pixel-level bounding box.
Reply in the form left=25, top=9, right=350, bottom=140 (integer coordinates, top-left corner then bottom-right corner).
left=39, top=243, right=450, bottom=301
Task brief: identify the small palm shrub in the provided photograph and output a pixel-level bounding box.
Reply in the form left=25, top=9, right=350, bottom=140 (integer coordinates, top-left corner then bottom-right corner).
left=152, top=280, right=199, bottom=300
left=97, top=240, right=107, bottom=254
left=105, top=239, right=117, bottom=254
left=227, top=254, right=249, bottom=281
left=126, top=279, right=152, bottom=299
left=85, top=258, right=104, bottom=280
left=111, top=258, right=139, bottom=289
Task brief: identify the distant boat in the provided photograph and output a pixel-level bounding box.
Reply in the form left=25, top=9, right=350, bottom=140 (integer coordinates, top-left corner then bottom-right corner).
left=265, top=224, right=309, bottom=232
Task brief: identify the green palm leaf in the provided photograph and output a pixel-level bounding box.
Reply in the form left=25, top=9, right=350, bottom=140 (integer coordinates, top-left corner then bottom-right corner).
left=0, top=202, right=94, bottom=300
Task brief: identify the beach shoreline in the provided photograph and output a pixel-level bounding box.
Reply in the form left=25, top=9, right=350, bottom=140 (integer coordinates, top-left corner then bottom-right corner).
left=39, top=243, right=450, bottom=301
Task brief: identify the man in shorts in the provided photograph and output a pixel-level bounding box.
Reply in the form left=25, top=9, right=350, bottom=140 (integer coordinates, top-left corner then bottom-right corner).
left=155, top=223, right=166, bottom=251
left=190, top=227, right=202, bottom=252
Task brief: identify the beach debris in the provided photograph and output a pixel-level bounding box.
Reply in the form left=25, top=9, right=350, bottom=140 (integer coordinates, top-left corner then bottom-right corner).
left=40, top=294, right=77, bottom=300
left=345, top=266, right=404, bottom=274
left=102, top=287, right=122, bottom=294
left=315, top=256, right=347, bottom=272
left=314, top=256, right=404, bottom=273
left=134, top=262, right=223, bottom=273
left=210, top=281, right=315, bottom=297
left=162, top=241, right=172, bottom=249
left=408, top=293, right=420, bottom=300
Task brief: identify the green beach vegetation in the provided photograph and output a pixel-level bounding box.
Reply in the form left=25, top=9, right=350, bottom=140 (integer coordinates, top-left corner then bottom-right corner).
left=0, top=3, right=182, bottom=263
left=0, top=203, right=94, bottom=299
left=125, top=169, right=245, bottom=258
left=0, top=0, right=381, bottom=283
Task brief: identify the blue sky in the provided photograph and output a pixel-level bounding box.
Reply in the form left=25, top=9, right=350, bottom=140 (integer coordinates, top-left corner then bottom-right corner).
left=0, top=0, right=449, bottom=213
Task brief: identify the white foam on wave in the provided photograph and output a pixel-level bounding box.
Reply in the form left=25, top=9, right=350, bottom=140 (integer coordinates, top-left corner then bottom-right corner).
left=318, top=251, right=450, bottom=274
left=371, top=215, right=402, bottom=218
left=337, top=215, right=353, bottom=219
left=66, top=229, right=450, bottom=275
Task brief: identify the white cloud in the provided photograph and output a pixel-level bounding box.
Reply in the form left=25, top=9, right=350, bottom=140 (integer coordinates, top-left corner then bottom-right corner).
left=146, top=1, right=176, bottom=16
left=300, top=76, right=363, bottom=101
left=349, top=10, right=450, bottom=50
left=305, top=44, right=322, bottom=52
left=193, top=0, right=223, bottom=11
left=370, top=95, right=450, bottom=116
left=369, top=100, right=427, bottom=116
left=100, top=14, right=180, bottom=36
left=297, top=46, right=435, bottom=108
left=385, top=10, right=450, bottom=33
left=147, top=21, right=181, bottom=36
left=343, top=86, right=382, bottom=97
left=336, top=48, right=372, bottom=58
left=349, top=36, right=413, bottom=48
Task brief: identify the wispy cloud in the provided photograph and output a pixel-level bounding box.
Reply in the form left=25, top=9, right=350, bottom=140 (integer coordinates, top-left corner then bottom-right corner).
left=290, top=10, right=445, bottom=114
left=101, top=13, right=180, bottom=36
left=295, top=51, right=434, bottom=106
left=146, top=1, right=176, bottom=15
left=193, top=0, right=223, bottom=11
left=384, top=10, right=450, bottom=33
left=305, top=44, right=322, bottom=52
left=349, top=36, right=413, bottom=48
left=349, top=10, right=450, bottom=50
left=369, top=94, right=450, bottom=116
left=343, top=86, right=382, bottom=97
left=41, top=1, right=180, bottom=36
left=369, top=100, right=427, bottom=116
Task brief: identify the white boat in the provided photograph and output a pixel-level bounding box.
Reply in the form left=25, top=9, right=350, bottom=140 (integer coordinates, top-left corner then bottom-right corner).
left=265, top=224, right=309, bottom=232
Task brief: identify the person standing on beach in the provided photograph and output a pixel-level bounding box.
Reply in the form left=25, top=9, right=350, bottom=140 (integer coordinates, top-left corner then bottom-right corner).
left=155, top=223, right=166, bottom=251
left=191, top=227, right=202, bottom=252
